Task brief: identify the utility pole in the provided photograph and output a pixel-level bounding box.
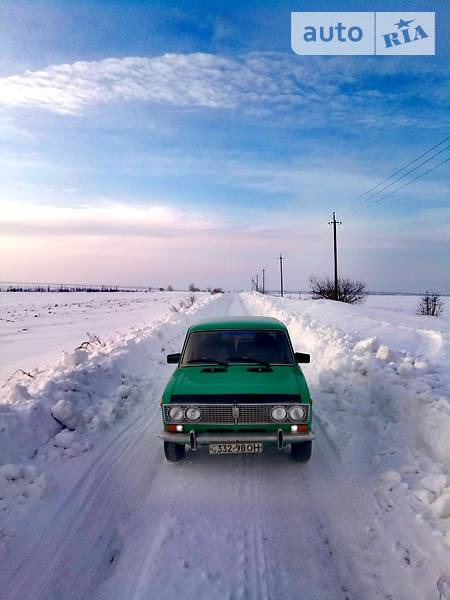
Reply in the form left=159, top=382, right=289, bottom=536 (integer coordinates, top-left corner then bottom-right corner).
left=262, top=269, right=265, bottom=295
left=328, top=212, right=342, bottom=301
left=256, top=274, right=259, bottom=292
left=278, top=254, right=284, bottom=297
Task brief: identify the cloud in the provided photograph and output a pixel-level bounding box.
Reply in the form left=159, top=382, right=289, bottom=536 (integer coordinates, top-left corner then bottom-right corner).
left=0, top=200, right=218, bottom=237
left=0, top=53, right=273, bottom=115
left=0, top=53, right=446, bottom=129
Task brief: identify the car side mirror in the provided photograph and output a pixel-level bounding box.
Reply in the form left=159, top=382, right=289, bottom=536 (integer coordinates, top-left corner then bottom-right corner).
left=167, top=353, right=181, bottom=364
left=294, top=352, right=310, bottom=364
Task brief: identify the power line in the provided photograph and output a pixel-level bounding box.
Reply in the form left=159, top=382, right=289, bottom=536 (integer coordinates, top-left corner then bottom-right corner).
left=301, top=136, right=449, bottom=242
left=343, top=144, right=449, bottom=218
left=275, top=136, right=449, bottom=259
left=342, top=135, right=450, bottom=216
left=348, top=156, right=450, bottom=216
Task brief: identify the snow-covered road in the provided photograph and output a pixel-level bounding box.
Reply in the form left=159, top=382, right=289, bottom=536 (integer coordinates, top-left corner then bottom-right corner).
left=1, top=293, right=449, bottom=599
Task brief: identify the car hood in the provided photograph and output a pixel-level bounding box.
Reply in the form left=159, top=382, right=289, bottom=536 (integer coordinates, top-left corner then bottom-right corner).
left=164, top=365, right=310, bottom=401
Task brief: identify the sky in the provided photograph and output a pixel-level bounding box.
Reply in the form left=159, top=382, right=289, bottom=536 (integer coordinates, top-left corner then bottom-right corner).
left=0, top=0, right=449, bottom=293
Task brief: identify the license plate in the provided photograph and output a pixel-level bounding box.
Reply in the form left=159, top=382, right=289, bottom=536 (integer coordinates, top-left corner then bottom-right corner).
left=209, top=442, right=263, bottom=455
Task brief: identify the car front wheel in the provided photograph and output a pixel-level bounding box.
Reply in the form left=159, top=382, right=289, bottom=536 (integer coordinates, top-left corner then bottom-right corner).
left=164, top=441, right=185, bottom=462
left=291, top=441, right=312, bottom=462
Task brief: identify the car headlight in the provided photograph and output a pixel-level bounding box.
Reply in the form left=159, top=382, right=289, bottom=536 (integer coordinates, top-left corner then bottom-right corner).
left=289, top=405, right=306, bottom=421
left=168, top=406, right=184, bottom=422
left=186, top=407, right=201, bottom=422
left=271, top=406, right=287, bottom=421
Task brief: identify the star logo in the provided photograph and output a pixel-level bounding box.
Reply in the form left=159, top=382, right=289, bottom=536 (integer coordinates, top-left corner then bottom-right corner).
left=395, top=18, right=415, bottom=29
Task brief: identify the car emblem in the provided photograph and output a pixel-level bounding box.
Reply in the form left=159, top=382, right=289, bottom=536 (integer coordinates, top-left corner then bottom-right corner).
left=232, top=405, right=240, bottom=420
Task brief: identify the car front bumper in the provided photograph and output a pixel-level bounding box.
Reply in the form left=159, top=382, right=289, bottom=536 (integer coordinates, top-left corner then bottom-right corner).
left=159, top=429, right=315, bottom=451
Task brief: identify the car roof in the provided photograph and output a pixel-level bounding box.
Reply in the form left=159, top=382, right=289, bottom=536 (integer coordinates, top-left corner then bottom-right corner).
left=188, top=316, right=288, bottom=332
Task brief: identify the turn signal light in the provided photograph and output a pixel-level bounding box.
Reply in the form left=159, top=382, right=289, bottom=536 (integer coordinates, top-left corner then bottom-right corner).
left=166, top=424, right=178, bottom=432
left=298, top=424, right=309, bottom=433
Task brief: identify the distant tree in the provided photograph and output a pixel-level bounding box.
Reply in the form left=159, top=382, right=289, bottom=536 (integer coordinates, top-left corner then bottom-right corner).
left=188, top=283, right=200, bottom=292
left=210, top=287, right=224, bottom=295
left=167, top=285, right=174, bottom=291
left=309, top=275, right=367, bottom=304
left=159, top=287, right=164, bottom=291
left=416, top=291, right=444, bottom=317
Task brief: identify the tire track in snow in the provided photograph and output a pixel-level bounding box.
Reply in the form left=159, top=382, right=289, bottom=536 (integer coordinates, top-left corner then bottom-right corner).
left=245, top=456, right=272, bottom=600
left=231, top=454, right=248, bottom=600
left=4, top=407, right=150, bottom=599
left=232, top=455, right=271, bottom=600
left=126, top=456, right=196, bottom=600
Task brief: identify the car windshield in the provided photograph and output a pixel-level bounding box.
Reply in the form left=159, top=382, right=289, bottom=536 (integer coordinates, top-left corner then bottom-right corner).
left=182, top=329, right=294, bottom=366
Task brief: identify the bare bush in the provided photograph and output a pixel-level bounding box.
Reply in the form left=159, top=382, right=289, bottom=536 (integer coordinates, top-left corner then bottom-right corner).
left=170, top=295, right=197, bottom=313
left=309, top=275, right=367, bottom=304
left=416, top=291, right=444, bottom=317
left=75, top=333, right=104, bottom=351
left=2, top=369, right=34, bottom=388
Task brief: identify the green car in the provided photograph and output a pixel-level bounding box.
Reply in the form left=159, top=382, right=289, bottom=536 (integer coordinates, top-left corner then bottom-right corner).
left=159, top=316, right=314, bottom=462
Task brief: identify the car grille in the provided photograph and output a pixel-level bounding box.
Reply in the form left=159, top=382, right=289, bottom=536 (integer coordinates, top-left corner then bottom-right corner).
left=163, top=403, right=310, bottom=425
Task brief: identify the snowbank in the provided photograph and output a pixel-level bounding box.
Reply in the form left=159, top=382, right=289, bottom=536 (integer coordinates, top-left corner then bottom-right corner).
left=0, top=293, right=228, bottom=539
left=241, top=292, right=450, bottom=552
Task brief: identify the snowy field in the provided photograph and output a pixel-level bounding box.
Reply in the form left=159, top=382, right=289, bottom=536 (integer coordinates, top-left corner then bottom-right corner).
left=0, top=292, right=449, bottom=600
left=0, top=291, right=200, bottom=382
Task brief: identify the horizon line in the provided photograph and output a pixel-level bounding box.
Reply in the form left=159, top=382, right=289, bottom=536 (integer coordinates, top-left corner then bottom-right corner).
left=0, top=280, right=448, bottom=297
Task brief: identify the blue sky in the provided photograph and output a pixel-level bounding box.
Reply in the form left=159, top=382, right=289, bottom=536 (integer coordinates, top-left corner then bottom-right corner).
left=0, top=0, right=449, bottom=292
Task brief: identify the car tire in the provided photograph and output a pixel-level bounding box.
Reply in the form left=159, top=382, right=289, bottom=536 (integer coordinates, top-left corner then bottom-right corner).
left=291, top=441, right=312, bottom=462
left=164, top=441, right=185, bottom=462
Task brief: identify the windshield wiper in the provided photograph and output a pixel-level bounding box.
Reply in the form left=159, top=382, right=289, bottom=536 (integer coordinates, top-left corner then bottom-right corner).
left=227, top=356, right=271, bottom=367
left=187, top=358, right=229, bottom=367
